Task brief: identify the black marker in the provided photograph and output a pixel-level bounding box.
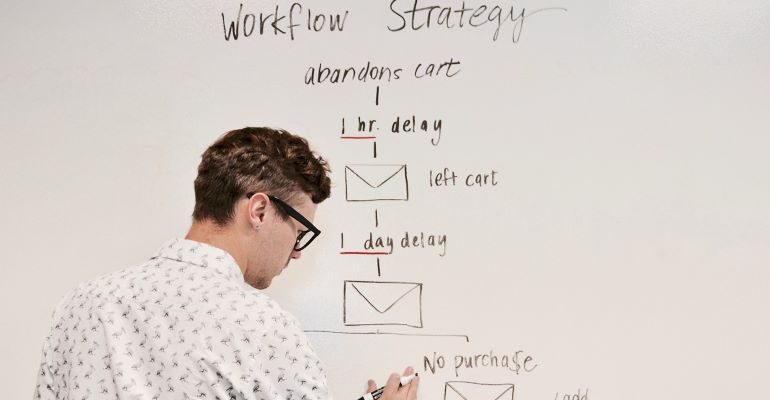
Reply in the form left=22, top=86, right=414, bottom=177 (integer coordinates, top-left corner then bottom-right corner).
left=358, top=373, right=418, bottom=400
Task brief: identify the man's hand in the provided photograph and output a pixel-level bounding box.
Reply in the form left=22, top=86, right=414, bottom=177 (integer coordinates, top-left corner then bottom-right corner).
left=365, top=366, right=419, bottom=400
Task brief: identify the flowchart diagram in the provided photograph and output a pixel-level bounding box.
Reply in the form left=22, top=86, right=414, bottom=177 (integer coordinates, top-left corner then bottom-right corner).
left=325, top=81, right=515, bottom=397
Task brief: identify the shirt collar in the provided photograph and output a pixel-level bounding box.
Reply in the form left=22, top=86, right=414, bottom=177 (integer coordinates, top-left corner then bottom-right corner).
left=151, top=238, right=244, bottom=284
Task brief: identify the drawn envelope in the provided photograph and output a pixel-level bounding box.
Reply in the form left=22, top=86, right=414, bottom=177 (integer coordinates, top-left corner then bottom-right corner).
left=345, top=164, right=409, bottom=201
left=444, top=381, right=515, bottom=400
left=343, top=280, right=422, bottom=328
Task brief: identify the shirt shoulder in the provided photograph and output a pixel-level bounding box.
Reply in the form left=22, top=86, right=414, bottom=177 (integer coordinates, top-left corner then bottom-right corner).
left=48, top=259, right=154, bottom=319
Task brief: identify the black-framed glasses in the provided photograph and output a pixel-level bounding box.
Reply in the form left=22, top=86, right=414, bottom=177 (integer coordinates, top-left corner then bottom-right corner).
left=245, top=192, right=321, bottom=251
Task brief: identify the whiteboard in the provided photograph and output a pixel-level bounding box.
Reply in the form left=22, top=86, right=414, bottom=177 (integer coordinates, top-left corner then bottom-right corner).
left=2, top=1, right=769, bottom=399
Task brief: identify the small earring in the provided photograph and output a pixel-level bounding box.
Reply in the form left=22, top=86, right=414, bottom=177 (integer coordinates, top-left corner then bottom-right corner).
left=254, top=225, right=261, bottom=230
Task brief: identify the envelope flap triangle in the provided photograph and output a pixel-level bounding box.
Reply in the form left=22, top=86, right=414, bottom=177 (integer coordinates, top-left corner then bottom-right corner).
left=346, top=165, right=406, bottom=188
left=350, top=282, right=420, bottom=313
left=446, top=382, right=470, bottom=400
left=445, top=382, right=514, bottom=400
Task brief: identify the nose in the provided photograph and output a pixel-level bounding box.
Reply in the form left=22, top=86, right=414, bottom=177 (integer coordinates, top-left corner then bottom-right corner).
left=290, top=250, right=302, bottom=260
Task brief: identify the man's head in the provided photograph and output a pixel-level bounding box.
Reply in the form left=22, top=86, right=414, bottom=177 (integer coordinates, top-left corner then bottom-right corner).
left=189, top=127, right=331, bottom=289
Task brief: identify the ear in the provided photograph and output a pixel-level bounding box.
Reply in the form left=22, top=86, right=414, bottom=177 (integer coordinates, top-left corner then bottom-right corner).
left=247, top=193, right=270, bottom=229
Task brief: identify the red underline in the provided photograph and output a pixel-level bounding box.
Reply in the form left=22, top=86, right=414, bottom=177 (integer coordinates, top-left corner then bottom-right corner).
left=340, top=136, right=377, bottom=139
left=339, top=251, right=390, bottom=255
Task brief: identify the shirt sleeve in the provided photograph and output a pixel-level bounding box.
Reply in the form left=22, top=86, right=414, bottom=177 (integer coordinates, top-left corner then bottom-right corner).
left=34, top=291, right=75, bottom=400
left=33, top=332, right=57, bottom=400
left=184, top=309, right=332, bottom=400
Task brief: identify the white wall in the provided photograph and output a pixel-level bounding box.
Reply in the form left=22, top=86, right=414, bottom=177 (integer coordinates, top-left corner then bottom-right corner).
left=2, top=0, right=769, bottom=398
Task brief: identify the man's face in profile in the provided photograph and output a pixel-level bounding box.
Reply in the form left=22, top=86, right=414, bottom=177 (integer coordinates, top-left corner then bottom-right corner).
left=245, top=192, right=318, bottom=289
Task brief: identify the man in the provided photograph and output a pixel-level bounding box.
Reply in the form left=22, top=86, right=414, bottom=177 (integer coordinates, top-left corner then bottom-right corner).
left=34, top=127, right=418, bottom=399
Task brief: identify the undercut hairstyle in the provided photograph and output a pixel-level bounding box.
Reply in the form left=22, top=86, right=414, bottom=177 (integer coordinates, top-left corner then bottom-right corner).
left=192, top=127, right=331, bottom=226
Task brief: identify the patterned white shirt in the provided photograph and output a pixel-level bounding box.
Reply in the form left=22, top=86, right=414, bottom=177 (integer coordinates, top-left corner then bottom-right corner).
left=34, top=238, right=330, bottom=400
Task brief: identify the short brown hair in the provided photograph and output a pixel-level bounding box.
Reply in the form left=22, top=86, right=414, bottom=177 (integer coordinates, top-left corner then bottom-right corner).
left=192, top=127, right=331, bottom=225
